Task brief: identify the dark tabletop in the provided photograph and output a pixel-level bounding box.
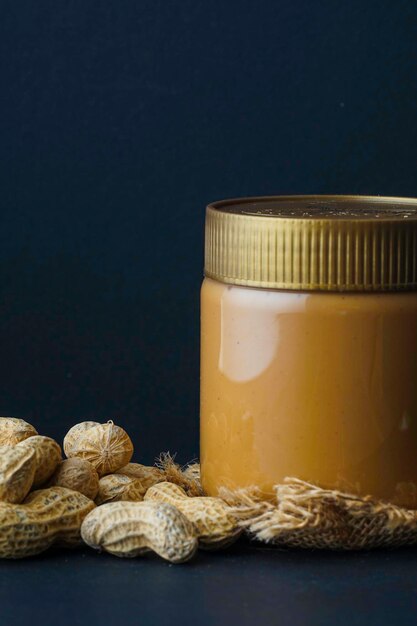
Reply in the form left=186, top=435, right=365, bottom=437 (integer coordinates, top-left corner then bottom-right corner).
left=1, top=540, right=417, bottom=626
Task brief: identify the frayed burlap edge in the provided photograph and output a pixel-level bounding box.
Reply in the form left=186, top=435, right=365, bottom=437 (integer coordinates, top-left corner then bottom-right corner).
left=219, top=478, right=417, bottom=550
left=159, top=457, right=417, bottom=550
left=157, top=453, right=203, bottom=497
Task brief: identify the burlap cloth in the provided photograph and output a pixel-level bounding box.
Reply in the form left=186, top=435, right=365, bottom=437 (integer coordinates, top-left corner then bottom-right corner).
left=160, top=455, right=417, bottom=550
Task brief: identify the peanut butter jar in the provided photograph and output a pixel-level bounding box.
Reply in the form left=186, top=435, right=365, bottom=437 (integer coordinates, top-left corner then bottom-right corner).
left=200, top=196, right=417, bottom=508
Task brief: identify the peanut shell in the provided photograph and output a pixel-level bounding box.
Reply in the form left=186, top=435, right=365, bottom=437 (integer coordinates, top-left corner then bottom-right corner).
left=63, top=421, right=100, bottom=458
left=18, top=436, right=62, bottom=487
left=0, top=445, right=37, bottom=503
left=81, top=500, right=197, bottom=563
left=0, top=417, right=38, bottom=446
left=145, top=481, right=241, bottom=548
left=95, top=474, right=145, bottom=505
left=65, top=422, right=133, bottom=476
left=0, top=486, right=95, bottom=558
left=118, top=463, right=164, bottom=492
left=49, top=458, right=99, bottom=500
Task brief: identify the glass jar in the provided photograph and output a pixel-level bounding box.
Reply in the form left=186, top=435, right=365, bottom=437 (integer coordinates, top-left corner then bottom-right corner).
left=200, top=196, right=417, bottom=508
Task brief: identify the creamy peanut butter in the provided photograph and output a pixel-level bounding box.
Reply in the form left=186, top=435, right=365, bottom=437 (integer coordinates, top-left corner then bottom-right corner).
left=200, top=196, right=417, bottom=507
left=201, top=278, right=417, bottom=505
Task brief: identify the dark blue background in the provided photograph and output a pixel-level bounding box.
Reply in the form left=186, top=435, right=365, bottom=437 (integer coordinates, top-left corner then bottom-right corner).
left=1, top=0, right=417, bottom=462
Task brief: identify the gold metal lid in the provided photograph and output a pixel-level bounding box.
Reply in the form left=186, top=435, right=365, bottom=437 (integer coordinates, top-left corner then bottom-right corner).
left=204, top=195, right=417, bottom=291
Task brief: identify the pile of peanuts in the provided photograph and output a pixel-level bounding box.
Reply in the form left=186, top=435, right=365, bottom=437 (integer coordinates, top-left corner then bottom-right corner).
left=0, top=417, right=241, bottom=563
